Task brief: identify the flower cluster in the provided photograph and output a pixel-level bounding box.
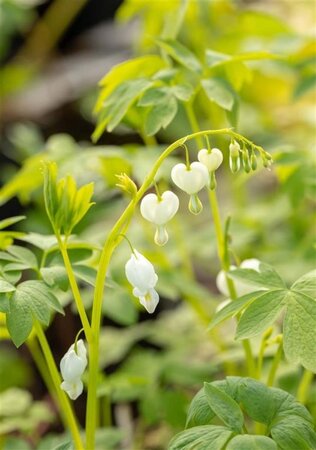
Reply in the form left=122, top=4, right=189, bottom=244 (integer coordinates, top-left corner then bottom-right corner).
left=60, top=339, right=87, bottom=400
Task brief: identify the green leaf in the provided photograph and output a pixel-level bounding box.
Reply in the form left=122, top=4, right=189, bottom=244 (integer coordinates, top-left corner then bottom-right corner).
left=229, top=263, right=286, bottom=289
left=168, top=425, right=233, bottom=450
left=186, top=388, right=216, bottom=427
left=19, top=233, right=57, bottom=250
left=103, top=288, right=137, bottom=326
left=204, top=383, right=244, bottom=433
left=291, top=270, right=316, bottom=299
left=0, top=216, right=26, bottom=231
left=293, top=74, right=316, bottom=99
left=6, top=245, right=38, bottom=270
left=236, top=290, right=287, bottom=339
left=271, top=416, right=316, bottom=450
left=73, top=265, right=97, bottom=287
left=237, top=378, right=275, bottom=425
left=171, top=84, right=194, bottom=101
left=144, top=96, right=178, bottom=136
left=283, top=292, right=316, bottom=372
left=0, top=293, right=10, bottom=312
left=6, top=280, right=63, bottom=347
left=0, top=279, right=16, bottom=293
left=201, top=78, right=235, bottom=110
left=226, top=435, right=277, bottom=450
left=156, top=39, right=202, bottom=72
left=138, top=86, right=170, bottom=106
left=40, top=266, right=69, bottom=291
left=208, top=291, right=265, bottom=331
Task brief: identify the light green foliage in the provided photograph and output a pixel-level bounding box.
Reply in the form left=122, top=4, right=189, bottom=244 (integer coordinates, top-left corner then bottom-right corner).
left=43, top=161, right=95, bottom=236
left=178, top=377, right=316, bottom=450
left=0, top=216, right=25, bottom=250
left=6, top=280, right=64, bottom=347
left=168, top=425, right=233, bottom=450
left=210, top=265, right=316, bottom=372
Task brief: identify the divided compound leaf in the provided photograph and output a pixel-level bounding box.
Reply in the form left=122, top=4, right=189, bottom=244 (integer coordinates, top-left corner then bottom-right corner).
left=144, top=96, right=178, bottom=136
left=156, top=39, right=202, bottom=73
left=204, top=383, right=244, bottom=433
left=228, top=263, right=286, bottom=290
left=201, top=78, right=235, bottom=111
left=226, top=434, right=277, bottom=450
left=186, top=388, right=215, bottom=427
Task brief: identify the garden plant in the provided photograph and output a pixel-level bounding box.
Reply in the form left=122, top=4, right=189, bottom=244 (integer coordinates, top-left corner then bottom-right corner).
left=0, top=0, right=315, bottom=449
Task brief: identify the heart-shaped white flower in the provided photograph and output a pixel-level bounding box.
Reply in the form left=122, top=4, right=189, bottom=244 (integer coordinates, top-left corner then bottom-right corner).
left=171, top=162, right=209, bottom=195
left=198, top=148, right=223, bottom=172
left=140, top=191, right=179, bottom=225
left=60, top=339, right=87, bottom=400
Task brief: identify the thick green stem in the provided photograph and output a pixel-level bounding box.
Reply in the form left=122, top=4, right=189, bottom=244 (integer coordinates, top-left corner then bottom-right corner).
left=33, top=321, right=83, bottom=450
left=57, top=235, right=92, bottom=342
left=297, top=369, right=314, bottom=404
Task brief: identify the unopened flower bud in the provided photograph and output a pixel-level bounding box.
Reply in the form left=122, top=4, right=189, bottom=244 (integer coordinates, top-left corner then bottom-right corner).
left=242, top=150, right=251, bottom=173
left=116, top=173, right=137, bottom=197
left=229, top=141, right=241, bottom=174
left=250, top=152, right=257, bottom=171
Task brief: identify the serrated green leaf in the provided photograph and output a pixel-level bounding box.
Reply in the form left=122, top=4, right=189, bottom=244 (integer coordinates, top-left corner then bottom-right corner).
left=73, top=265, right=97, bottom=287
left=283, top=292, right=316, bottom=372
left=208, top=291, right=265, bottom=331
left=236, top=290, right=287, bottom=339
left=201, top=78, right=235, bottom=110
left=7, top=245, right=38, bottom=270
left=168, top=425, right=233, bottom=450
left=291, top=270, right=316, bottom=299
left=205, top=49, right=229, bottom=67
left=204, top=383, right=244, bottom=433
left=144, top=96, right=178, bottom=136
left=156, top=39, right=202, bottom=72
left=6, top=303, right=33, bottom=348
left=229, top=263, right=286, bottom=289
left=19, top=233, right=58, bottom=250
left=237, top=378, right=275, bottom=424
left=186, top=388, right=215, bottom=427
left=226, top=434, right=277, bottom=450
left=171, top=84, right=194, bottom=101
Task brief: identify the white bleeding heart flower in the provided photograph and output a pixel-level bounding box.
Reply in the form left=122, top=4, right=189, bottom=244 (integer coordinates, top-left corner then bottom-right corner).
left=198, top=148, right=223, bottom=172
left=140, top=191, right=179, bottom=225
left=140, top=191, right=179, bottom=245
left=171, top=162, right=209, bottom=214
left=125, top=250, right=159, bottom=313
left=216, top=258, right=262, bottom=298
left=60, top=339, right=87, bottom=400
left=171, top=162, right=209, bottom=195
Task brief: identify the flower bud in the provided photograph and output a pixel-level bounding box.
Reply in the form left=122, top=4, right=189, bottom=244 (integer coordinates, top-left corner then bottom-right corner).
left=229, top=141, right=241, bottom=174
left=216, top=258, right=262, bottom=298
left=198, top=148, right=223, bottom=172
left=250, top=152, right=257, bottom=171
left=116, top=173, right=137, bottom=197
left=242, top=150, right=251, bottom=173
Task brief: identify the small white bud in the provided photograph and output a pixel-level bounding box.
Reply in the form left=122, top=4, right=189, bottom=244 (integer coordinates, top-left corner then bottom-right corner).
left=198, top=148, right=223, bottom=172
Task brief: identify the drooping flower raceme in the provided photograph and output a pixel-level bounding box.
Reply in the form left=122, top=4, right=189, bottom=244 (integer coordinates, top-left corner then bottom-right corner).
left=171, top=162, right=209, bottom=214
left=125, top=250, right=159, bottom=313
left=216, top=258, right=261, bottom=298
left=140, top=190, right=179, bottom=245
left=60, top=339, right=87, bottom=400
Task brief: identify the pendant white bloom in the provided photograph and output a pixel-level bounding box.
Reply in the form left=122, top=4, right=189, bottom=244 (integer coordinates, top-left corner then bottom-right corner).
left=171, top=162, right=209, bottom=214
left=198, top=148, right=223, bottom=172
left=140, top=191, right=179, bottom=245
left=171, top=162, right=209, bottom=195
left=60, top=339, right=87, bottom=400
left=216, top=259, right=261, bottom=298
left=125, top=250, right=159, bottom=313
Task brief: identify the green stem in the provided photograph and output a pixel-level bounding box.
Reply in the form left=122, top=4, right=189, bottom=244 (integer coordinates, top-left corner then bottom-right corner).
left=57, top=235, right=92, bottom=342
left=267, top=338, right=283, bottom=387
left=33, top=320, right=83, bottom=450
left=85, top=127, right=262, bottom=448
left=297, top=369, right=314, bottom=404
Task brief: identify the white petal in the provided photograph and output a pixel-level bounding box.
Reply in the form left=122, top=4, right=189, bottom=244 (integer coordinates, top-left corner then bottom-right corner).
left=198, top=148, right=223, bottom=172
left=138, top=288, right=159, bottom=313
left=125, top=251, right=158, bottom=291
left=140, top=191, right=179, bottom=225
left=240, top=258, right=261, bottom=271
left=61, top=379, right=83, bottom=400
left=216, top=266, right=236, bottom=297
left=215, top=298, right=232, bottom=313
left=60, top=349, right=86, bottom=382
left=68, top=339, right=87, bottom=367
left=171, top=162, right=209, bottom=194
